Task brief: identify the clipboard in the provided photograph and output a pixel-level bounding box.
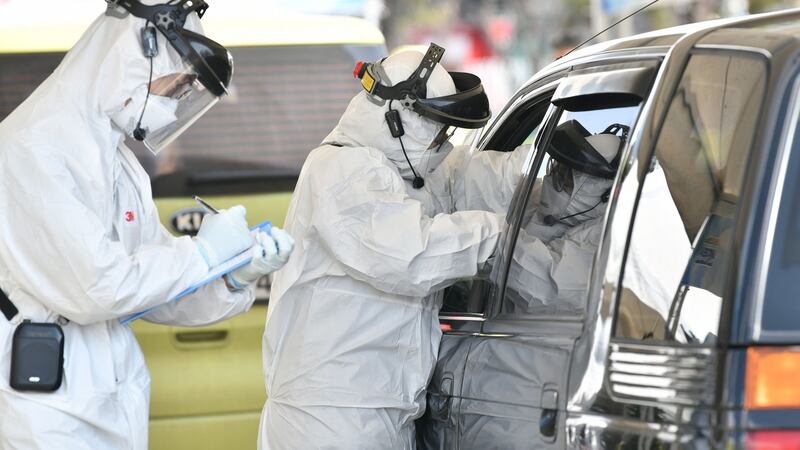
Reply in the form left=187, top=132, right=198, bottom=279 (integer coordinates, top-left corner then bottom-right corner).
left=120, top=220, right=272, bottom=325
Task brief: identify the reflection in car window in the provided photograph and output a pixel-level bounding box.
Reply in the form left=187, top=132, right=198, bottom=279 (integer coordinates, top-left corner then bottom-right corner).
left=440, top=95, right=551, bottom=314
left=502, top=104, right=641, bottom=317
left=614, top=52, right=767, bottom=344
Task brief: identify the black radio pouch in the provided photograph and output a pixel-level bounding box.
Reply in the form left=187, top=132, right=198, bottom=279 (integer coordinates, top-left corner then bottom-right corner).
left=1, top=288, right=64, bottom=392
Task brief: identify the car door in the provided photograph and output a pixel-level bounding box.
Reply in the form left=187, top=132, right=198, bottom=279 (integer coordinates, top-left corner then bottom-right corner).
left=460, top=66, right=655, bottom=450
left=419, top=59, right=660, bottom=449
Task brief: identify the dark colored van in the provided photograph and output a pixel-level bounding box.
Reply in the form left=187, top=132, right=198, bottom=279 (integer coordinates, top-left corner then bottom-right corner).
left=418, top=9, right=800, bottom=449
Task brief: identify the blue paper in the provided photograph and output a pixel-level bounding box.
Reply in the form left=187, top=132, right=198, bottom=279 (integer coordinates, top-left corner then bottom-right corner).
left=120, top=220, right=272, bottom=325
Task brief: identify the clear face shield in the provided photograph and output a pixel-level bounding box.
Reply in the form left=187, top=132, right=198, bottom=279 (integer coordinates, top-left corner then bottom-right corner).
left=108, top=0, right=233, bottom=154
left=427, top=125, right=453, bottom=150
left=140, top=66, right=220, bottom=154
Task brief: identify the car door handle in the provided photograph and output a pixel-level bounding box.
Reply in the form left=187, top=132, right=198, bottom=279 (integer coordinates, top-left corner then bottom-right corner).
left=174, top=329, right=228, bottom=343
left=428, top=373, right=454, bottom=422
left=540, top=387, right=558, bottom=440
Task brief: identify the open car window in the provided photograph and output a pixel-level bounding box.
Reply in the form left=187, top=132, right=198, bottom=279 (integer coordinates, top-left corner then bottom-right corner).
left=498, top=101, right=642, bottom=319
left=439, top=89, right=554, bottom=317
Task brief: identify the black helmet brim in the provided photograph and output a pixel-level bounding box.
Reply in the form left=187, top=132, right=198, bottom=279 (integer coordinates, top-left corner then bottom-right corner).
left=415, top=72, right=491, bottom=129
left=176, top=28, right=233, bottom=97
left=547, top=120, right=618, bottom=179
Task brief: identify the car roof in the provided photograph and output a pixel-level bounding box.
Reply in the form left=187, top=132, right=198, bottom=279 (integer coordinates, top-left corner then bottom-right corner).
left=530, top=8, right=800, bottom=83
left=0, top=12, right=385, bottom=54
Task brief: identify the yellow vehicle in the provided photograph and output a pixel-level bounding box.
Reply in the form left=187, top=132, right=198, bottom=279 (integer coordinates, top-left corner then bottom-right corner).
left=0, top=7, right=385, bottom=449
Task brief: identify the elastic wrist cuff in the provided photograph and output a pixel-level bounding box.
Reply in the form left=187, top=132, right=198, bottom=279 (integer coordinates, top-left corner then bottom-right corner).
left=226, top=274, right=247, bottom=291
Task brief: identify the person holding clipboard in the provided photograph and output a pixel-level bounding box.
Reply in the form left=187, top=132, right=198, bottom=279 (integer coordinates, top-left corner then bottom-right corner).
left=0, top=1, right=292, bottom=448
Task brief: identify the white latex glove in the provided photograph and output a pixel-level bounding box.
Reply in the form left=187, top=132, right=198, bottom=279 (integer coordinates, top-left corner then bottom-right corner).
left=228, top=228, right=295, bottom=289
left=193, top=205, right=254, bottom=268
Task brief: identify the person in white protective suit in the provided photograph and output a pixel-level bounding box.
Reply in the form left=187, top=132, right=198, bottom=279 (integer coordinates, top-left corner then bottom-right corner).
left=0, top=1, right=293, bottom=449
left=258, top=44, right=503, bottom=449
left=504, top=121, right=627, bottom=313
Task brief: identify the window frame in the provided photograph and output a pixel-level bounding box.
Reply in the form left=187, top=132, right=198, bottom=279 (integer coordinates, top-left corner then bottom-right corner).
left=481, top=62, right=659, bottom=324
left=437, top=81, right=561, bottom=324
left=490, top=101, right=646, bottom=322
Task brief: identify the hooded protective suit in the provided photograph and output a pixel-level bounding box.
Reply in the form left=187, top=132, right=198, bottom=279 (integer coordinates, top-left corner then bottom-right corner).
left=0, top=6, right=256, bottom=449
left=258, top=51, right=504, bottom=449
left=504, top=134, right=619, bottom=314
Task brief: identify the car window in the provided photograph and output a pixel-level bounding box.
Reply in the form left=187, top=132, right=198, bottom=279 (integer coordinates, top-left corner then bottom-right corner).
left=613, top=51, right=767, bottom=344
left=499, top=103, right=641, bottom=319
left=761, top=80, right=800, bottom=336
left=439, top=92, right=552, bottom=315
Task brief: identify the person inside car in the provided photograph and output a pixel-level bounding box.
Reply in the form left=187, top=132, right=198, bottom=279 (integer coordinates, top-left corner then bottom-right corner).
left=448, top=120, right=627, bottom=312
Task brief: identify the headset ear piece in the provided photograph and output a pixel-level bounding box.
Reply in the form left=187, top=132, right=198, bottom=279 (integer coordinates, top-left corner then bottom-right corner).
left=602, top=188, right=611, bottom=203
left=141, top=26, right=158, bottom=58
left=385, top=109, right=404, bottom=138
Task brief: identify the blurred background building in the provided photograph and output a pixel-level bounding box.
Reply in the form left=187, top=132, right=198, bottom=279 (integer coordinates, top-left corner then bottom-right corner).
left=376, top=0, right=799, bottom=109
left=1, top=0, right=798, bottom=110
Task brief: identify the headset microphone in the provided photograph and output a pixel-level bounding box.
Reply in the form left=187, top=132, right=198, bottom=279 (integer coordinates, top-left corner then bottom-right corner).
left=543, top=188, right=612, bottom=227
left=386, top=101, right=425, bottom=189
left=543, top=215, right=561, bottom=226
left=133, top=126, right=147, bottom=141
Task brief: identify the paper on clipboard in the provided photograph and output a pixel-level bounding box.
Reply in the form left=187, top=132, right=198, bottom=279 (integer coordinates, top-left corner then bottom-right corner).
left=120, top=220, right=272, bottom=325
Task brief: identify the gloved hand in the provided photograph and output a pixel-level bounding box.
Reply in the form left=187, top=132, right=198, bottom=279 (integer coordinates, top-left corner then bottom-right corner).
left=228, top=228, right=295, bottom=290
left=193, top=205, right=254, bottom=268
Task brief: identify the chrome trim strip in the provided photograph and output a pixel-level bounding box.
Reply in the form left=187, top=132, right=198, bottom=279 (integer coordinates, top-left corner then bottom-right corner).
left=608, top=373, right=708, bottom=390
left=608, top=361, right=708, bottom=378
left=609, top=341, right=714, bottom=355
left=566, top=412, right=684, bottom=443
left=606, top=342, right=716, bottom=407
left=438, top=314, right=485, bottom=322
left=439, top=331, right=514, bottom=338
left=694, top=44, right=772, bottom=58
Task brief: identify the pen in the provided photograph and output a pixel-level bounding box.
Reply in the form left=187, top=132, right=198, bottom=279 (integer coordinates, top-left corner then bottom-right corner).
left=193, top=195, right=219, bottom=214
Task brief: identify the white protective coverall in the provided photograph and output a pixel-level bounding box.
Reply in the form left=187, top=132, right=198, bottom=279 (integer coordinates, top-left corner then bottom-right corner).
left=259, top=52, right=504, bottom=449
left=0, top=8, right=256, bottom=450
